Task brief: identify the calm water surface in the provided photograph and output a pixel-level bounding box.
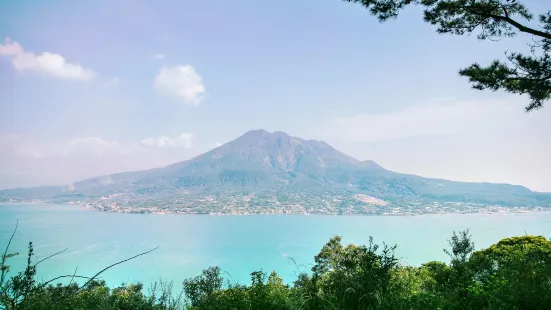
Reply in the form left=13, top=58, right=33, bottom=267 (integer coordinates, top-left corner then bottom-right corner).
left=1, top=203, right=551, bottom=288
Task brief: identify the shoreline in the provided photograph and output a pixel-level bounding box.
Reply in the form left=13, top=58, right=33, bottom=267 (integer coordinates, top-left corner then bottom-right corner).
left=61, top=203, right=551, bottom=217
left=3, top=202, right=550, bottom=217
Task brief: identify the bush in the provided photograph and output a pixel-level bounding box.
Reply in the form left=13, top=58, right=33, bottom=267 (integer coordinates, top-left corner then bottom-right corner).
left=2, top=227, right=551, bottom=310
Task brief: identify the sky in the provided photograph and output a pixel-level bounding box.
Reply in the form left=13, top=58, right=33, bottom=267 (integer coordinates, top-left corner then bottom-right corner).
left=0, top=0, right=550, bottom=191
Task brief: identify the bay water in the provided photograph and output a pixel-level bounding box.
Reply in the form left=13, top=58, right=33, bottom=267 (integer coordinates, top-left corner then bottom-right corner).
left=1, top=203, right=551, bottom=289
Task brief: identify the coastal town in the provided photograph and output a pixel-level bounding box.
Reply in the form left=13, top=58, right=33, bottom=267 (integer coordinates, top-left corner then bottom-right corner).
left=49, top=193, right=548, bottom=216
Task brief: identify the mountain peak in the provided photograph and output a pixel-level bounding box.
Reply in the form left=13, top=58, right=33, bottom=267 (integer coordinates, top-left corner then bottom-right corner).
left=194, top=129, right=368, bottom=173
left=238, top=129, right=291, bottom=139
left=233, top=129, right=295, bottom=146
left=243, top=129, right=270, bottom=136
left=232, top=129, right=270, bottom=145
left=272, top=131, right=290, bottom=137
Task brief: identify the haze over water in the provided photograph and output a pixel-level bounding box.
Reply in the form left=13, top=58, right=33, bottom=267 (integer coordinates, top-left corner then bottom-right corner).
left=2, top=203, right=551, bottom=288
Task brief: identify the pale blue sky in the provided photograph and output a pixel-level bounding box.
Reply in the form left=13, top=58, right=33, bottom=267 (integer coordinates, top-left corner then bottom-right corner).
left=1, top=0, right=550, bottom=190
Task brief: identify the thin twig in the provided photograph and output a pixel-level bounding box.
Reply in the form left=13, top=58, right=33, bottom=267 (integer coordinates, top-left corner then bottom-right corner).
left=34, top=248, right=68, bottom=267
left=81, top=246, right=159, bottom=289
left=39, top=275, right=92, bottom=288
left=222, top=270, right=235, bottom=286
left=1, top=220, right=18, bottom=286
left=69, top=267, right=79, bottom=286
left=2, top=220, right=18, bottom=259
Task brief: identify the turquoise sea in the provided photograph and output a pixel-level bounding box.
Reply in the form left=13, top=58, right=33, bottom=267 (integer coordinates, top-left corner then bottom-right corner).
left=2, top=203, right=551, bottom=289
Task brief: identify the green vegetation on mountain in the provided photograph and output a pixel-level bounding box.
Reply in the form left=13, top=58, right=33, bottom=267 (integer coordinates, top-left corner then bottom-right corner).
left=342, top=0, right=551, bottom=112
left=2, top=230, right=551, bottom=310
left=1, top=130, right=550, bottom=214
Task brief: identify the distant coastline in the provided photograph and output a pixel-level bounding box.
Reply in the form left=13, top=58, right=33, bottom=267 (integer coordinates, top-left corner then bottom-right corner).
left=2, top=201, right=549, bottom=217
left=70, top=202, right=551, bottom=217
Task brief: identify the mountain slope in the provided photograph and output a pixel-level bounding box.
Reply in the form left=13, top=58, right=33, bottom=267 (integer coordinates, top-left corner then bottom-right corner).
left=1, top=130, right=550, bottom=213
left=72, top=129, right=383, bottom=191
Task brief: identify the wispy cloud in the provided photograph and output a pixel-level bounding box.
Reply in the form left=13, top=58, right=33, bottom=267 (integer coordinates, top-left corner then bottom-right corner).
left=1, top=132, right=195, bottom=160
left=64, top=137, right=121, bottom=156
left=152, top=53, right=165, bottom=59
left=140, top=133, right=194, bottom=148
left=154, top=65, right=205, bottom=105
left=0, top=132, right=199, bottom=188
left=0, top=37, right=96, bottom=81
left=327, top=98, right=533, bottom=143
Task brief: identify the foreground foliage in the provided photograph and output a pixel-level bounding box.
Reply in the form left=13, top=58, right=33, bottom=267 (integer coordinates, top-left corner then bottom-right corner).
left=2, top=230, right=551, bottom=309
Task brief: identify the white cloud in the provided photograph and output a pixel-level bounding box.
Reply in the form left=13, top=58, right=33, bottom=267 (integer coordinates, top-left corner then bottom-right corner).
left=63, top=133, right=193, bottom=157
left=140, top=133, right=194, bottom=148
left=328, top=98, right=534, bottom=143
left=152, top=53, right=165, bottom=59
left=139, top=137, right=156, bottom=148
left=0, top=132, right=199, bottom=189
left=0, top=37, right=96, bottom=81
left=64, top=137, right=121, bottom=156
left=154, top=65, right=205, bottom=105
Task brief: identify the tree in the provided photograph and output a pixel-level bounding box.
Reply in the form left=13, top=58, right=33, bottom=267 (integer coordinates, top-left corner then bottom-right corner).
left=442, top=230, right=476, bottom=309
left=309, top=236, right=399, bottom=309
left=182, top=266, right=224, bottom=308
left=467, top=236, right=551, bottom=309
left=343, top=0, right=551, bottom=112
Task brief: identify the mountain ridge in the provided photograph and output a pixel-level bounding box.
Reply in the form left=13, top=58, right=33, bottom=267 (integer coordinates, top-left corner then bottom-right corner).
left=1, top=129, right=549, bottom=214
